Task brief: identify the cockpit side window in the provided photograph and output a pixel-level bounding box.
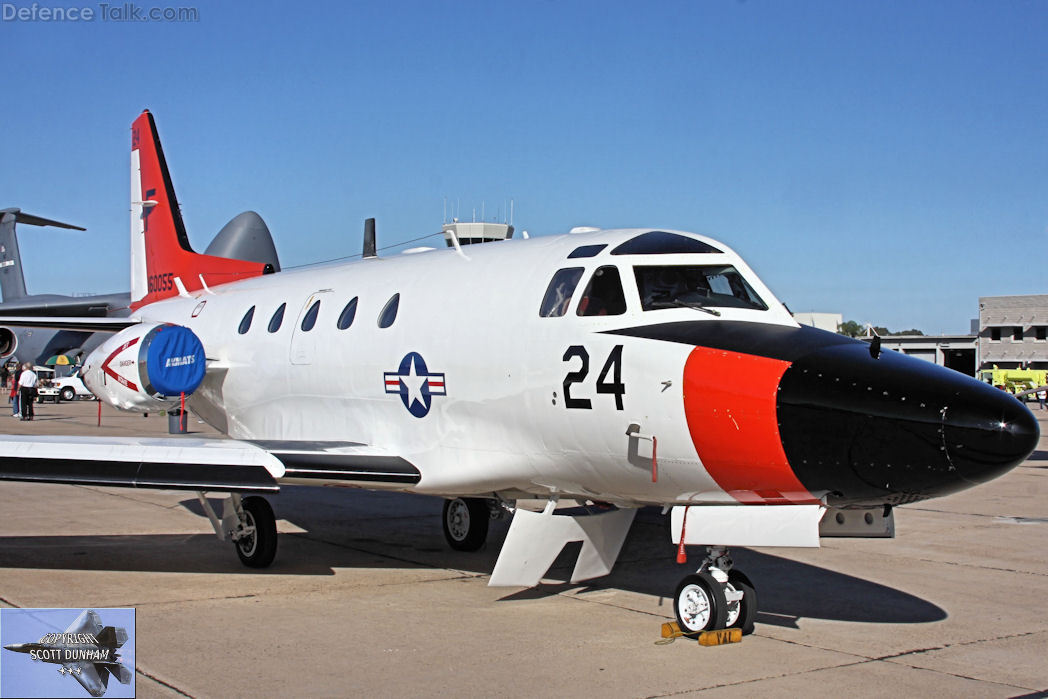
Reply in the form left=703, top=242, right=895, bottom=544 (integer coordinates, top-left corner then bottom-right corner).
left=577, top=266, right=627, bottom=316
left=539, top=267, right=584, bottom=318
left=612, top=231, right=722, bottom=255
left=568, top=244, right=607, bottom=259
left=634, top=265, right=768, bottom=312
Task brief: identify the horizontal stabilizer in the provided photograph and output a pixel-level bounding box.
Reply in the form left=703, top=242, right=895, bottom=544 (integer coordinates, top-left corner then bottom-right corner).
left=0, top=208, right=85, bottom=231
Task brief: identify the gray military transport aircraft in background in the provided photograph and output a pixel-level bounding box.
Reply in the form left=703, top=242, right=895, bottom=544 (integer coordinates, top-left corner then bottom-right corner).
left=0, top=207, right=281, bottom=366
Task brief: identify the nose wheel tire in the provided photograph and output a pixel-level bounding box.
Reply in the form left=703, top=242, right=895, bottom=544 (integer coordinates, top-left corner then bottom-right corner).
left=442, top=497, right=490, bottom=551
left=726, top=570, right=757, bottom=635
left=674, top=572, right=728, bottom=634
left=234, top=496, right=278, bottom=568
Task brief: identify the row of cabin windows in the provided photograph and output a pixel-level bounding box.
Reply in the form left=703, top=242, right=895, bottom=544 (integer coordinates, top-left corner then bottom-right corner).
left=237, top=293, right=399, bottom=335
left=989, top=326, right=1048, bottom=342
left=539, top=263, right=767, bottom=318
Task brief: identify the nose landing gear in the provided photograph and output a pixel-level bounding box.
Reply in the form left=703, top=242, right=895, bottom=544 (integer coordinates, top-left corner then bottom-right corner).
left=673, top=546, right=757, bottom=636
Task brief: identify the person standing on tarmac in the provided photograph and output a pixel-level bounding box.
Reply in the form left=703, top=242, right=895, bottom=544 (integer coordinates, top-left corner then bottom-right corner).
left=17, top=362, right=37, bottom=421
left=9, top=366, right=19, bottom=417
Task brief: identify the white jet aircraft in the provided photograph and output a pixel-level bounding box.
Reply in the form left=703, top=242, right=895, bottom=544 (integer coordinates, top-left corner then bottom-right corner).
left=0, top=111, right=1038, bottom=636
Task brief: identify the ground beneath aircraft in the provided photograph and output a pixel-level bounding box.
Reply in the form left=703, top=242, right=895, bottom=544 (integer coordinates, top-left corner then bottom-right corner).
left=0, top=401, right=1045, bottom=697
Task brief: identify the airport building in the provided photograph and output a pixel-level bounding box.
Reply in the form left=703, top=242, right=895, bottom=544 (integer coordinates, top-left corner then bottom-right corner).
left=797, top=295, right=1048, bottom=378
left=876, top=334, right=977, bottom=376
left=976, top=294, right=1048, bottom=371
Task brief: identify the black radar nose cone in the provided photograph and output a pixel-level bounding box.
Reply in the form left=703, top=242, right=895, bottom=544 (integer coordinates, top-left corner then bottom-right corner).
left=777, top=341, right=1040, bottom=507
left=942, top=384, right=1040, bottom=485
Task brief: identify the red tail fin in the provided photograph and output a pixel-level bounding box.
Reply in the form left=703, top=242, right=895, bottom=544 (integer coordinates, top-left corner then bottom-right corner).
left=130, top=110, right=270, bottom=309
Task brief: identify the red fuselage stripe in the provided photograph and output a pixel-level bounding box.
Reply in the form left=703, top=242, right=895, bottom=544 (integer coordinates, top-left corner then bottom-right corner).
left=101, top=337, right=140, bottom=392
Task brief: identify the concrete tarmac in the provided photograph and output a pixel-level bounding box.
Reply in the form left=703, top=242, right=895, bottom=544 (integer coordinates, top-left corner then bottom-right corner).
left=0, top=401, right=1045, bottom=697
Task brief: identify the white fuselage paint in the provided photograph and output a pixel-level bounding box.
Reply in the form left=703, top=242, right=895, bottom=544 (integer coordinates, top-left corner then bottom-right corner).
left=123, top=229, right=798, bottom=506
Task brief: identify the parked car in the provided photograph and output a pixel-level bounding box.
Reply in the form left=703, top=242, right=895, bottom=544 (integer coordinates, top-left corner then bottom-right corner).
left=53, top=368, right=96, bottom=402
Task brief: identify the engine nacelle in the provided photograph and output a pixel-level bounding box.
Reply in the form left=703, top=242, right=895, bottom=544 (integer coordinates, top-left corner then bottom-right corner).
left=82, top=323, right=206, bottom=412
left=0, top=327, right=17, bottom=358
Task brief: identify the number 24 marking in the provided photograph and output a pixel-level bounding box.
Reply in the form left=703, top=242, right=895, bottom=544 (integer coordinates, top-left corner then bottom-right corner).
left=562, top=345, right=625, bottom=410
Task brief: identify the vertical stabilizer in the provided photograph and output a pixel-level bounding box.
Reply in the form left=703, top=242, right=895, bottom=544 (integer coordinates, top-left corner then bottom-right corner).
left=0, top=208, right=85, bottom=301
left=130, top=111, right=272, bottom=309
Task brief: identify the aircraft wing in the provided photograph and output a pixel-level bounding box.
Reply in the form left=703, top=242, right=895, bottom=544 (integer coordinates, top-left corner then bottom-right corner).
left=0, top=294, right=131, bottom=317
left=70, top=662, right=109, bottom=697
left=0, top=436, right=422, bottom=492
left=0, top=315, right=138, bottom=333
left=0, top=436, right=283, bottom=492
left=64, top=609, right=104, bottom=636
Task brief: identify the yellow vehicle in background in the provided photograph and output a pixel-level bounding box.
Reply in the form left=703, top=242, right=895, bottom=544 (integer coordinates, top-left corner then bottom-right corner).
left=979, top=368, right=1047, bottom=398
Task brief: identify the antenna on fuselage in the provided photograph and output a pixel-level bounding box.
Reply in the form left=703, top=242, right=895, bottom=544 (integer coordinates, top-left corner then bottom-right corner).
left=363, top=218, right=377, bottom=258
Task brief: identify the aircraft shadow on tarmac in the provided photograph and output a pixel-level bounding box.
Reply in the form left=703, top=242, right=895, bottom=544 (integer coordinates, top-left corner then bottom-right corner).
left=0, top=486, right=946, bottom=627
left=1024, top=449, right=1048, bottom=467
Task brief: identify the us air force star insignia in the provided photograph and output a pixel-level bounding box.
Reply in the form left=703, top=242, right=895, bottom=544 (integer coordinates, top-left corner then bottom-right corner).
left=384, top=352, right=446, bottom=418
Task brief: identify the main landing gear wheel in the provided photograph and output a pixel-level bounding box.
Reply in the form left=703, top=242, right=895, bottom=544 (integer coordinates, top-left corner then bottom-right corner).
left=674, top=572, right=728, bottom=634
left=726, top=570, right=757, bottom=636
left=234, top=496, right=277, bottom=568
left=442, top=497, right=489, bottom=551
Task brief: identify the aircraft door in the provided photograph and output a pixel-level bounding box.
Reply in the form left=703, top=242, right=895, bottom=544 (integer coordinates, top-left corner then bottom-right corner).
left=290, top=290, right=331, bottom=365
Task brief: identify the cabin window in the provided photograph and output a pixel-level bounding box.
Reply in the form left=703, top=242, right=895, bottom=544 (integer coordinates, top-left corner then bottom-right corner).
left=577, top=266, right=627, bottom=316
left=301, top=300, right=321, bottom=331
left=238, top=306, right=255, bottom=335
left=337, top=297, right=358, bottom=330
left=568, top=244, right=607, bottom=259
left=634, top=265, right=767, bottom=312
left=268, top=303, right=286, bottom=333
left=990, top=327, right=1001, bottom=342
left=539, top=267, right=584, bottom=318
left=378, top=293, right=400, bottom=328
left=611, top=231, right=722, bottom=256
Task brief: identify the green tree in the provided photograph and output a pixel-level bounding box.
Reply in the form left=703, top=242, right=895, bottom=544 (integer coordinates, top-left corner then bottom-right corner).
left=839, top=320, right=864, bottom=337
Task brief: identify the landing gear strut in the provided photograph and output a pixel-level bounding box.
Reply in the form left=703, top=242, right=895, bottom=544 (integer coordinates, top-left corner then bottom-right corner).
left=673, top=546, right=757, bottom=636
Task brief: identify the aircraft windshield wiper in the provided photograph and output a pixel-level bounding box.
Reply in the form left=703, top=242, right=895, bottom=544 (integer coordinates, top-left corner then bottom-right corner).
left=652, top=298, right=721, bottom=316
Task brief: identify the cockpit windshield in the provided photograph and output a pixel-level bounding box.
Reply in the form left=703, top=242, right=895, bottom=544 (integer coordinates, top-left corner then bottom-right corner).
left=634, top=265, right=768, bottom=312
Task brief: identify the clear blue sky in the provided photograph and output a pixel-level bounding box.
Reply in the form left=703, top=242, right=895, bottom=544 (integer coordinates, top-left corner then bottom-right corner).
left=1, top=608, right=135, bottom=698
left=2, top=0, right=1045, bottom=333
